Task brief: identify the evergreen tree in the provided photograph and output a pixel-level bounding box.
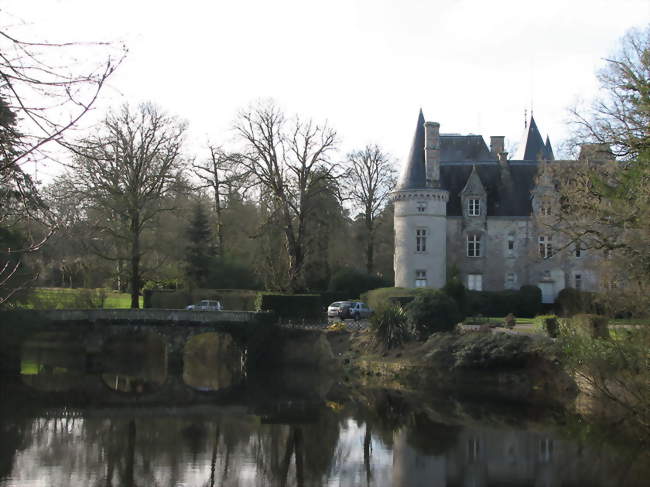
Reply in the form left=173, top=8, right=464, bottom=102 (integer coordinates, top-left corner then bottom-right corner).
left=185, top=202, right=215, bottom=288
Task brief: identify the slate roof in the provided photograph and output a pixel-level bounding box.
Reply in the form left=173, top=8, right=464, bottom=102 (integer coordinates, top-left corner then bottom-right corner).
left=441, top=162, right=538, bottom=216
left=395, top=110, right=553, bottom=216
left=514, top=115, right=554, bottom=161
left=396, top=109, right=426, bottom=191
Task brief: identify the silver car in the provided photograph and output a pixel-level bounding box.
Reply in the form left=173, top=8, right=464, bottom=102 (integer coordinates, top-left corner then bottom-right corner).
left=327, top=301, right=353, bottom=318
left=186, top=300, right=222, bottom=311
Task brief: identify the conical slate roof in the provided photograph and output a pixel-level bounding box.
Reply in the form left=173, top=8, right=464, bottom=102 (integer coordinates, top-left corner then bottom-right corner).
left=545, top=135, right=555, bottom=161
left=396, top=109, right=426, bottom=190
left=515, top=115, right=554, bottom=161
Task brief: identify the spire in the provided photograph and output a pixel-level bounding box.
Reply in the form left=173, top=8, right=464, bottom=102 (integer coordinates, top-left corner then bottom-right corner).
left=545, top=135, right=555, bottom=161
left=515, top=114, right=550, bottom=161
left=396, top=109, right=427, bottom=190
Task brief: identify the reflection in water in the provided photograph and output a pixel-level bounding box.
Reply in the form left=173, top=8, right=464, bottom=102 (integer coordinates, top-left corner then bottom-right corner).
left=5, top=338, right=648, bottom=486
left=20, top=332, right=86, bottom=391
left=101, top=333, right=167, bottom=393
left=183, top=332, right=244, bottom=391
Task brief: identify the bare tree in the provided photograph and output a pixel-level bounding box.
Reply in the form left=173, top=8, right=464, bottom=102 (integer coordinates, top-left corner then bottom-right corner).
left=63, top=103, right=186, bottom=308
left=234, top=100, right=338, bottom=292
left=568, top=27, right=650, bottom=160
left=345, top=144, right=397, bottom=274
left=0, top=20, right=123, bottom=304
left=192, top=145, right=248, bottom=257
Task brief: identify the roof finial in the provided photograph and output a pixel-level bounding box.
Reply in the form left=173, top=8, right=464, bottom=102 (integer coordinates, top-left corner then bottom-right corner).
left=524, top=108, right=528, bottom=129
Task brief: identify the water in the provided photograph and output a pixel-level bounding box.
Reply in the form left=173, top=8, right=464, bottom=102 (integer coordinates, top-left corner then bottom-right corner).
left=0, top=331, right=647, bottom=486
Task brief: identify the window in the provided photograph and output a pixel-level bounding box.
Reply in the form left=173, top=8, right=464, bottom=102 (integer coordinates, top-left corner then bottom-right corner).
left=575, top=242, right=583, bottom=258
left=416, top=201, right=426, bottom=213
left=416, top=228, right=427, bottom=252
left=467, top=233, right=481, bottom=257
left=538, top=235, right=553, bottom=259
left=574, top=273, right=582, bottom=290
left=467, top=437, right=480, bottom=463
left=467, top=274, right=482, bottom=291
left=468, top=199, right=480, bottom=216
left=415, top=270, right=427, bottom=287
left=505, top=272, right=516, bottom=289
left=507, top=235, right=515, bottom=257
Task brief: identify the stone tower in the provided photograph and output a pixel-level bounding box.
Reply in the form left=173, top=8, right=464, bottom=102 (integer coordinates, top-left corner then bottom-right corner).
left=392, top=110, right=449, bottom=289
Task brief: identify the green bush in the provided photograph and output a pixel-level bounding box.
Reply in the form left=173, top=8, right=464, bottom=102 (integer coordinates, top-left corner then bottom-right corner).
left=328, top=268, right=387, bottom=299
left=146, top=289, right=258, bottom=310
left=556, top=287, right=601, bottom=316
left=370, top=305, right=411, bottom=350
left=517, top=285, right=542, bottom=317
left=464, top=285, right=541, bottom=318
left=442, top=276, right=467, bottom=317
left=570, top=314, right=610, bottom=339
left=255, top=293, right=322, bottom=320
left=361, top=287, right=418, bottom=311
left=405, top=289, right=462, bottom=339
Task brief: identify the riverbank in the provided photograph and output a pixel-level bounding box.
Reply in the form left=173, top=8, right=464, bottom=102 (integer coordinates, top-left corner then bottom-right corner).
left=325, top=327, right=576, bottom=406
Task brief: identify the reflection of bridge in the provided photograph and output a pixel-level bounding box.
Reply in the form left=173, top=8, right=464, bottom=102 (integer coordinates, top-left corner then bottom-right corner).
left=0, top=309, right=277, bottom=375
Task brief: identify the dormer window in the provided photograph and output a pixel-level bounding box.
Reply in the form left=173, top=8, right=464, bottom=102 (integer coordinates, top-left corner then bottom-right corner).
left=468, top=199, right=481, bottom=216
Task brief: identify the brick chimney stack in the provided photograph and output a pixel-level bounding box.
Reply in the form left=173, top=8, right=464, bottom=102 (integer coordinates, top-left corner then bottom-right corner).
left=490, top=136, right=505, bottom=156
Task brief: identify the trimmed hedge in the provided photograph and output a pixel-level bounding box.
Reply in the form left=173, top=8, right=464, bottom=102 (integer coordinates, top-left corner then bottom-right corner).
left=255, top=293, right=322, bottom=320
left=555, top=287, right=602, bottom=316
left=466, top=285, right=542, bottom=318
left=361, top=287, right=418, bottom=311
left=145, top=289, right=258, bottom=310
left=328, top=268, right=388, bottom=299
left=405, top=289, right=462, bottom=338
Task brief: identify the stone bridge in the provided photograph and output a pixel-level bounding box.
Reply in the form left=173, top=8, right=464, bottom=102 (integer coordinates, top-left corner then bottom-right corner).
left=0, top=309, right=277, bottom=375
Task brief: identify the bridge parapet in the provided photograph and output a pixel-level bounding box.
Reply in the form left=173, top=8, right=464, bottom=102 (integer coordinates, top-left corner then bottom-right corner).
left=35, top=309, right=272, bottom=324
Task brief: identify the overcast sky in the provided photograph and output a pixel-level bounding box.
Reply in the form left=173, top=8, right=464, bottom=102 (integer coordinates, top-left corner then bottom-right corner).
left=3, top=0, right=650, bottom=181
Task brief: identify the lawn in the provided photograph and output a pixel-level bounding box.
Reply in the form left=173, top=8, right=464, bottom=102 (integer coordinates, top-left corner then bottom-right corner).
left=17, top=287, right=143, bottom=309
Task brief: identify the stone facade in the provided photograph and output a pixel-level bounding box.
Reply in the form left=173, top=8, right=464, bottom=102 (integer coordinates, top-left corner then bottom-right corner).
left=392, top=111, right=599, bottom=303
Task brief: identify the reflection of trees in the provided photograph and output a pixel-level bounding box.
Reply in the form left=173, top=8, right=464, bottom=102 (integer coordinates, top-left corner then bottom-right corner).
left=183, top=332, right=244, bottom=391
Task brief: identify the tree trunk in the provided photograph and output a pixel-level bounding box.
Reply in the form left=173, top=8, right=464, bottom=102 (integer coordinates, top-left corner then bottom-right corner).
left=363, top=424, right=372, bottom=485
left=366, top=219, right=375, bottom=274
left=130, top=214, right=141, bottom=309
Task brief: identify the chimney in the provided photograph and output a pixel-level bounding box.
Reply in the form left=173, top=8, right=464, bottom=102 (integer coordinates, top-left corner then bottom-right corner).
left=424, top=121, right=440, bottom=187
left=490, top=136, right=505, bottom=156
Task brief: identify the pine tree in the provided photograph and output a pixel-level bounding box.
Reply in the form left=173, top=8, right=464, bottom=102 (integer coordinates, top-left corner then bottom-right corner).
left=185, top=203, right=215, bottom=288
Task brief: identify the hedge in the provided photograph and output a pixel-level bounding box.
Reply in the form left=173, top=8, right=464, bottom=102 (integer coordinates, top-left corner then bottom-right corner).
left=145, top=289, right=258, bottom=310
left=255, top=293, right=322, bottom=320
left=361, top=287, right=418, bottom=311
left=466, top=285, right=542, bottom=318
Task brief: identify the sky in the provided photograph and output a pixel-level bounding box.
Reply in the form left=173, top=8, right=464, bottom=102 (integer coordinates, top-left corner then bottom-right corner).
left=3, top=0, right=650, bottom=182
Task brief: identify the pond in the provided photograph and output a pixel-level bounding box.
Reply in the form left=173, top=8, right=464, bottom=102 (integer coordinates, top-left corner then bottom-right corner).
left=0, top=331, right=647, bottom=486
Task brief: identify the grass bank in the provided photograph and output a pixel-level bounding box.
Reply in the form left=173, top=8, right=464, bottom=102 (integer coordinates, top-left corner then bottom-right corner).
left=15, top=287, right=142, bottom=309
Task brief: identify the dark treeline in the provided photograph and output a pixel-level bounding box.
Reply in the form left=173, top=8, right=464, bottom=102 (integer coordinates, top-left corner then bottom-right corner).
left=9, top=100, right=396, bottom=303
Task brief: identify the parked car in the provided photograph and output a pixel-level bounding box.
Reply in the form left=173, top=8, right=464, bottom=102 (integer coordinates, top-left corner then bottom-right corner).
left=186, top=300, right=222, bottom=311
left=327, top=301, right=353, bottom=318
left=333, top=301, right=373, bottom=320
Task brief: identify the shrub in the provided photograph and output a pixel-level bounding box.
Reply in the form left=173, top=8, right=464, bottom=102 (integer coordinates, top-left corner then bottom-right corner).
left=361, top=287, right=418, bottom=311
left=255, top=293, right=322, bottom=320
left=370, top=305, right=411, bottom=350
left=557, top=324, right=650, bottom=436
left=442, top=275, right=467, bottom=317
left=542, top=316, right=560, bottom=338
left=570, top=314, right=610, bottom=339
left=328, top=268, right=387, bottom=299
left=146, top=289, right=258, bottom=310
left=516, top=285, right=542, bottom=317
left=556, top=287, right=600, bottom=316
left=405, top=289, right=462, bottom=339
